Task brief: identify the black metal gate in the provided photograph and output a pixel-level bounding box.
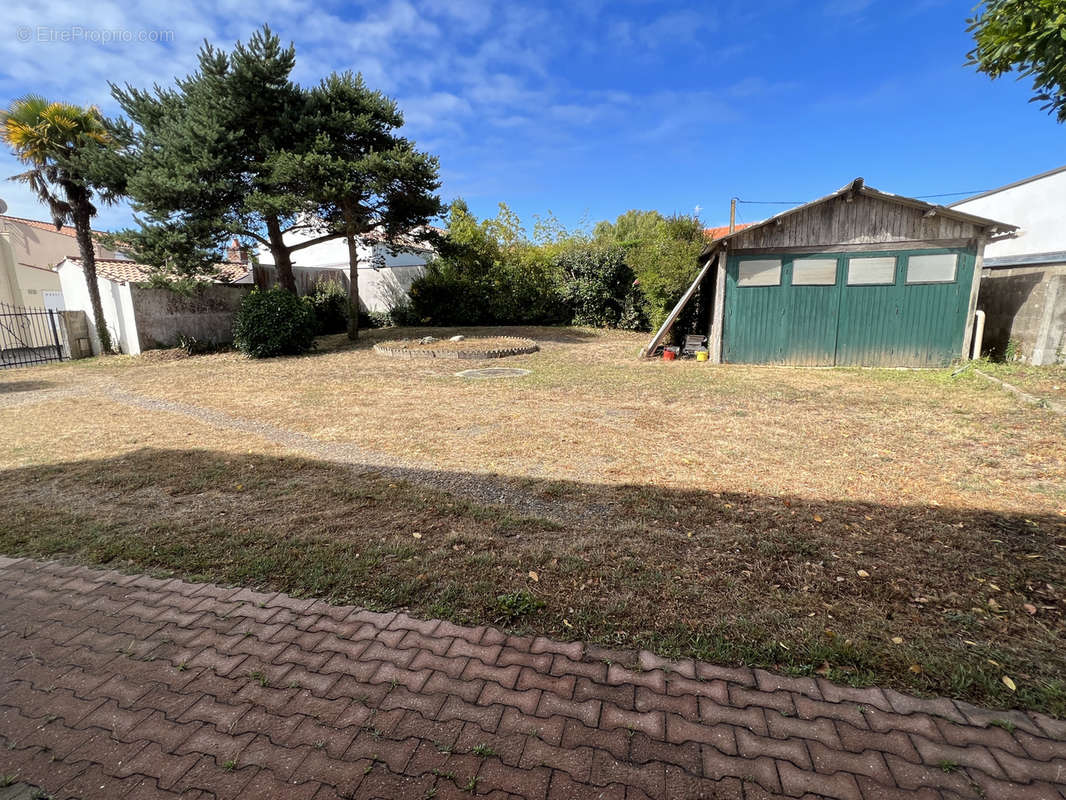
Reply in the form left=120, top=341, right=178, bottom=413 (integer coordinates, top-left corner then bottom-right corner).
left=0, top=302, right=67, bottom=368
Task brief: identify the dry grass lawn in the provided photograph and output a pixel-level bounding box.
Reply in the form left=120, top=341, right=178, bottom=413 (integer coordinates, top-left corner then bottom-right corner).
left=0, top=326, right=1063, bottom=714
left=975, top=361, right=1066, bottom=404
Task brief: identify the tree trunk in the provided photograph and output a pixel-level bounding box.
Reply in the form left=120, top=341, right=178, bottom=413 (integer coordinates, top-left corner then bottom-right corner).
left=72, top=200, right=113, bottom=354
left=345, top=213, right=360, bottom=341
left=265, top=215, right=298, bottom=294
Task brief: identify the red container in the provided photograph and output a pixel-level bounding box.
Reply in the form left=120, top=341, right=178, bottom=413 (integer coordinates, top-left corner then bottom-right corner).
left=662, top=350, right=676, bottom=361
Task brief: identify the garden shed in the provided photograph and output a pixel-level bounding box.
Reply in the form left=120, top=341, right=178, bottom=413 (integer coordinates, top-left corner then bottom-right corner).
left=644, top=178, right=1018, bottom=367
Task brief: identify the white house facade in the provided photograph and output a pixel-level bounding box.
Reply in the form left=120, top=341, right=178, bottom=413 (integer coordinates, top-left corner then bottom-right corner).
left=255, top=227, right=437, bottom=313
left=951, top=166, right=1066, bottom=364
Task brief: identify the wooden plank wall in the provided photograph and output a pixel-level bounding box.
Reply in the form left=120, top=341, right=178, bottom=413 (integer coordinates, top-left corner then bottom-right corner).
left=730, top=193, right=984, bottom=250
left=253, top=266, right=349, bottom=295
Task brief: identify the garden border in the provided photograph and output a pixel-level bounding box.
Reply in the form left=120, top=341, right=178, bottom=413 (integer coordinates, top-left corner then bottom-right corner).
left=373, top=336, right=539, bottom=360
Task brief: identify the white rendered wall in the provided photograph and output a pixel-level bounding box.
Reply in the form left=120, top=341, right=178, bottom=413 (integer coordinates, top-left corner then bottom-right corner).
left=56, top=260, right=133, bottom=355
left=257, top=230, right=431, bottom=312
left=953, top=168, right=1066, bottom=259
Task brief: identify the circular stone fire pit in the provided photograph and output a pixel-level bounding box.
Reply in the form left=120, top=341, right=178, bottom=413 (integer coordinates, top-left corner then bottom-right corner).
left=373, top=336, right=538, bottom=360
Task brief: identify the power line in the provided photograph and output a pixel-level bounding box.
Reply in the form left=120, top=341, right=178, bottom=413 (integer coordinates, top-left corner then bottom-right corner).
left=912, top=190, right=991, bottom=199
left=734, top=188, right=991, bottom=206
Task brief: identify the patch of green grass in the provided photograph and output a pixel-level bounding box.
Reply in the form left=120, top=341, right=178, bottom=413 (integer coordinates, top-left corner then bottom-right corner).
left=470, top=743, right=495, bottom=757
left=248, top=670, right=268, bottom=687
left=496, top=590, right=545, bottom=623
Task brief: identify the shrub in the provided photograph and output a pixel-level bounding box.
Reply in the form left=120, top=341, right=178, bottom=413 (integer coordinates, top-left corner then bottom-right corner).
left=555, top=244, right=648, bottom=330
left=175, top=333, right=219, bottom=355
left=306, top=279, right=349, bottom=335
left=594, top=211, right=706, bottom=330
left=233, top=287, right=317, bottom=358
left=408, top=200, right=570, bottom=327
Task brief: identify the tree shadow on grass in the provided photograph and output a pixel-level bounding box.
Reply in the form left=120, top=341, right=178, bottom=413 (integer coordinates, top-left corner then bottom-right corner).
left=1, top=446, right=1063, bottom=714
left=0, top=380, right=53, bottom=393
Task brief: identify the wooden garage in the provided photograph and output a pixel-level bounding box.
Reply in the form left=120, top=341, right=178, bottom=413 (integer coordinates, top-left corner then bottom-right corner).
left=643, top=179, right=1018, bottom=367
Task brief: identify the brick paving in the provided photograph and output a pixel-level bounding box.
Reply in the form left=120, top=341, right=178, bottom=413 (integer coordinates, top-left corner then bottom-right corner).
left=1, top=558, right=1064, bottom=800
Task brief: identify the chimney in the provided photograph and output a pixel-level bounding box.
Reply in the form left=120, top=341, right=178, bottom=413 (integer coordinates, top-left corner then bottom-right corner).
left=225, top=238, right=248, bottom=265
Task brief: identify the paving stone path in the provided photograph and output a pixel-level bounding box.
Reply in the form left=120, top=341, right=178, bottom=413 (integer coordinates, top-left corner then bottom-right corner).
left=1, top=558, right=1064, bottom=800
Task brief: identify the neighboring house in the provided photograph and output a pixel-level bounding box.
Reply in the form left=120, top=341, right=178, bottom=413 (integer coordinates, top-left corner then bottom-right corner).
left=255, top=226, right=440, bottom=312
left=949, top=166, right=1066, bottom=364
left=0, top=214, right=127, bottom=308
left=56, top=256, right=251, bottom=355
left=646, top=178, right=1016, bottom=367
left=704, top=223, right=752, bottom=240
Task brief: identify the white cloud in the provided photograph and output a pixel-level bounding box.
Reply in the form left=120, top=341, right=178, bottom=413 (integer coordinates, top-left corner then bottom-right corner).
left=0, top=0, right=755, bottom=228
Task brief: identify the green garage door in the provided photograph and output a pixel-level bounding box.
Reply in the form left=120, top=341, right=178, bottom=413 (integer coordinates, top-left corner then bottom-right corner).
left=723, top=248, right=975, bottom=367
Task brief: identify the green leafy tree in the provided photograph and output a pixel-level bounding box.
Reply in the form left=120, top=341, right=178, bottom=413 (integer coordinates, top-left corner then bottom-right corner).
left=555, top=244, right=646, bottom=330
left=287, top=72, right=442, bottom=339
left=0, top=96, right=120, bottom=352
left=594, top=210, right=705, bottom=329
left=967, top=0, right=1066, bottom=122
left=107, top=27, right=338, bottom=290
left=409, top=200, right=570, bottom=326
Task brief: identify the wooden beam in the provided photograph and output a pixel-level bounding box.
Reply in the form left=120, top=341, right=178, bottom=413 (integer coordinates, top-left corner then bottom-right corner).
left=640, top=250, right=717, bottom=358
left=708, top=247, right=726, bottom=363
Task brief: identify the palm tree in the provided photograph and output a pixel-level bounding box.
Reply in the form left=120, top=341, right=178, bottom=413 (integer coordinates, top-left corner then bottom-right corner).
left=1, top=95, right=119, bottom=353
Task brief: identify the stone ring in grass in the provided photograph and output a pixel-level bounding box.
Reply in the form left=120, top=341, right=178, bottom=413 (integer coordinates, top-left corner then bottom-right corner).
left=373, top=336, right=538, bottom=360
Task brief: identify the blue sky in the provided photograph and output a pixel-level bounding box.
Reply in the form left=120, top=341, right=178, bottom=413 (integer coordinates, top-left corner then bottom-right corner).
left=0, top=0, right=1062, bottom=234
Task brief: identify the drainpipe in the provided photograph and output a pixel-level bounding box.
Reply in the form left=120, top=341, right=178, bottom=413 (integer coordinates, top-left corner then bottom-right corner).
left=971, top=309, right=985, bottom=360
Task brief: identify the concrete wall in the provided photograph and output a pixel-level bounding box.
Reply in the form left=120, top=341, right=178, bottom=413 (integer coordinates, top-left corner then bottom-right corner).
left=58, top=311, right=93, bottom=359
left=978, top=264, right=1066, bottom=365
left=129, top=283, right=251, bottom=352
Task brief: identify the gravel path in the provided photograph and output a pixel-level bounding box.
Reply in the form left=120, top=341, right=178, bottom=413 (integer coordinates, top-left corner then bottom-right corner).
left=7, top=378, right=613, bottom=526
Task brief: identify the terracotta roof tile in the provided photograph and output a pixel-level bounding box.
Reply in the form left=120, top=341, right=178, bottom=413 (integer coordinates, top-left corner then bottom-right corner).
left=65, top=257, right=250, bottom=284
left=704, top=223, right=753, bottom=240
left=0, top=214, right=106, bottom=238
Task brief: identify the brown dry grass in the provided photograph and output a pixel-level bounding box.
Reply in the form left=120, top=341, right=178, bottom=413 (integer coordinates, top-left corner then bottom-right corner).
left=976, top=361, right=1066, bottom=403
left=1, top=327, right=1064, bottom=712
left=31, top=326, right=1064, bottom=517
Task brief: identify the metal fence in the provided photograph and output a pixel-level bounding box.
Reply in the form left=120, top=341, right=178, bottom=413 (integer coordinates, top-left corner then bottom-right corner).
left=0, top=302, right=67, bottom=368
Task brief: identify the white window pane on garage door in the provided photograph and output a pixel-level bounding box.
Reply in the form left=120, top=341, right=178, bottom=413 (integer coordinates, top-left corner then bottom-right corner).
left=847, top=256, right=896, bottom=285
left=906, top=253, right=957, bottom=284
left=792, top=259, right=837, bottom=286
left=737, top=259, right=781, bottom=287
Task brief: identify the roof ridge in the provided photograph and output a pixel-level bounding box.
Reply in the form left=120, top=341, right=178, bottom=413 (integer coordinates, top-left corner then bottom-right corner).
left=947, top=164, right=1066, bottom=206
left=0, top=213, right=109, bottom=237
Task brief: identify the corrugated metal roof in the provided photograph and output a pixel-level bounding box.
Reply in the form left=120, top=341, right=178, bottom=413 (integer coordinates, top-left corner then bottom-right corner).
left=984, top=251, right=1066, bottom=268
left=700, top=178, right=1018, bottom=257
